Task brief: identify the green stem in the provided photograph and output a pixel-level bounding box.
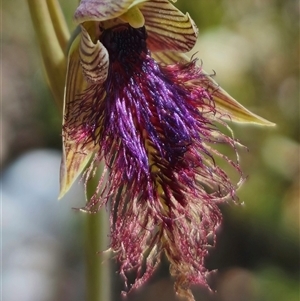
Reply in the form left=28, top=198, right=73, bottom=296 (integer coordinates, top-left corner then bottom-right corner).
left=27, top=0, right=67, bottom=109
left=85, top=209, right=111, bottom=301
left=27, top=2, right=111, bottom=300
left=85, top=169, right=111, bottom=301
left=46, top=0, right=70, bottom=53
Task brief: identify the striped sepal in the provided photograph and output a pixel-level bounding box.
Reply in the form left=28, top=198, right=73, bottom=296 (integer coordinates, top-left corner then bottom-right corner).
left=140, top=0, right=198, bottom=52
left=79, top=25, right=109, bottom=84
left=202, top=72, right=275, bottom=126
left=59, top=34, right=94, bottom=199
left=154, top=50, right=274, bottom=126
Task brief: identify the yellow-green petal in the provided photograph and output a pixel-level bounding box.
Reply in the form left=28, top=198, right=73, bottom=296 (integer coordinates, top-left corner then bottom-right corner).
left=153, top=51, right=274, bottom=126
left=203, top=73, right=275, bottom=126
left=59, top=35, right=94, bottom=199
left=79, top=25, right=109, bottom=83
left=140, top=0, right=198, bottom=53
left=119, top=6, right=145, bottom=28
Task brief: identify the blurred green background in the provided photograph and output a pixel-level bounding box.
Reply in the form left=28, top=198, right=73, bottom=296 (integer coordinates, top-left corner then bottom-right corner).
left=2, top=1, right=299, bottom=301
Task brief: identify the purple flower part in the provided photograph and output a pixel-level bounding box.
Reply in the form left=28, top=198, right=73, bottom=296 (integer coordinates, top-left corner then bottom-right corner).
left=64, top=24, right=243, bottom=300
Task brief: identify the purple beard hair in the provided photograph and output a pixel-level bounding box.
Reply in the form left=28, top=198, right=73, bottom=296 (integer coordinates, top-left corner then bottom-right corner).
left=65, top=24, right=242, bottom=296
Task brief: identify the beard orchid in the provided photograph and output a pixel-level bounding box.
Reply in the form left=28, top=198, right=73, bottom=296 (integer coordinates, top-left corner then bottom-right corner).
left=59, top=0, right=273, bottom=300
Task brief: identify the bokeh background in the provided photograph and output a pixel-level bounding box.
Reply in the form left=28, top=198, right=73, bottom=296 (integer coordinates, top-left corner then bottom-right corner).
left=2, top=1, right=299, bottom=301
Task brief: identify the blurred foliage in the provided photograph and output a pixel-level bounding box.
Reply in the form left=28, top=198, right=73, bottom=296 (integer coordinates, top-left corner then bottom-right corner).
left=2, top=0, right=299, bottom=300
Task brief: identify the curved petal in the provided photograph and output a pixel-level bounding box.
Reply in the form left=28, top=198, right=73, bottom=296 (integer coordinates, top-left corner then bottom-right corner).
left=59, top=34, right=94, bottom=199
left=140, top=0, right=198, bottom=52
left=202, top=72, right=276, bottom=126
left=75, top=0, right=147, bottom=23
left=79, top=25, right=109, bottom=83
left=153, top=50, right=274, bottom=126
left=119, top=6, right=145, bottom=28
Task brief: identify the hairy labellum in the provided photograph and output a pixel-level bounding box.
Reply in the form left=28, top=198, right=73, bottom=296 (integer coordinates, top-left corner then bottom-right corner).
left=64, top=24, right=242, bottom=299
left=34, top=0, right=273, bottom=299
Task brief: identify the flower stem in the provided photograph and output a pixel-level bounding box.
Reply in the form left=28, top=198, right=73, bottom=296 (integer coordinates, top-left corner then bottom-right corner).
left=84, top=210, right=111, bottom=301
left=27, top=0, right=68, bottom=109
left=46, top=0, right=70, bottom=52
left=85, top=168, right=111, bottom=301
left=27, top=1, right=111, bottom=300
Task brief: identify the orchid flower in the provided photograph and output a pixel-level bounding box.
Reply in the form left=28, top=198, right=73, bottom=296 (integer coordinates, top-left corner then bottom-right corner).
left=57, top=0, right=274, bottom=300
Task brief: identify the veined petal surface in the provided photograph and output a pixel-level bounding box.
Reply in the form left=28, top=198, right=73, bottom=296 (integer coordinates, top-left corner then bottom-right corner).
left=79, top=25, right=109, bottom=83
left=59, top=35, right=94, bottom=198
left=153, top=50, right=274, bottom=126
left=140, top=0, right=198, bottom=52
left=203, top=73, right=276, bottom=126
